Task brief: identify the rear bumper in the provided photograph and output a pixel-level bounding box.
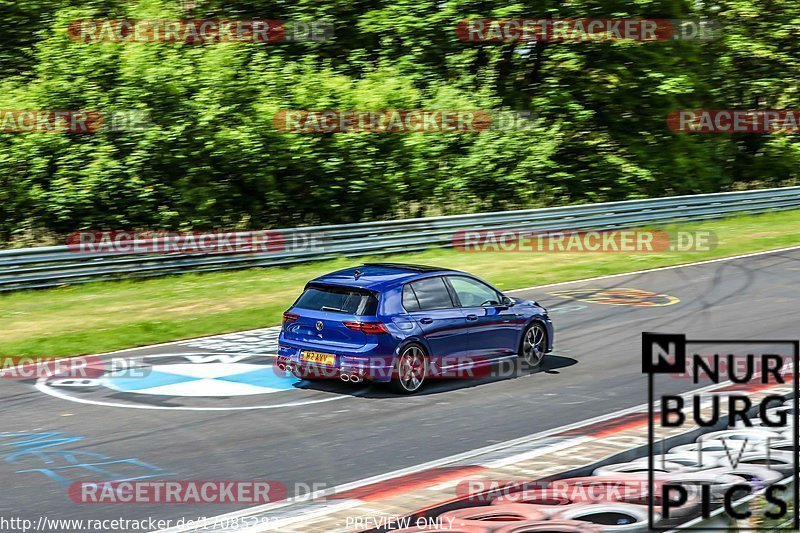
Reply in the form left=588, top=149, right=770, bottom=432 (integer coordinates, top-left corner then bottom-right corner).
left=277, top=342, right=396, bottom=382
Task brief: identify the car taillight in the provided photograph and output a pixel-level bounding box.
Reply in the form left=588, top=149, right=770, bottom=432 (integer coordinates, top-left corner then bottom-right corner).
left=282, top=312, right=299, bottom=325
left=343, top=321, right=389, bottom=334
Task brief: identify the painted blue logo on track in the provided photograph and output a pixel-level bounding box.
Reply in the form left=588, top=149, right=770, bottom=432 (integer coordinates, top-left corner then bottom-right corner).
left=101, top=362, right=299, bottom=396
left=35, top=353, right=357, bottom=410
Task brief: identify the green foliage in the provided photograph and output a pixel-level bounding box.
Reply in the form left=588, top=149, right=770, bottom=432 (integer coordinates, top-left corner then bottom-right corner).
left=0, top=0, right=798, bottom=242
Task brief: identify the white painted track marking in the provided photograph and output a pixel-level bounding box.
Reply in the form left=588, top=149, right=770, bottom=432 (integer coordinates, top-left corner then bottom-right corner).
left=153, top=377, right=750, bottom=532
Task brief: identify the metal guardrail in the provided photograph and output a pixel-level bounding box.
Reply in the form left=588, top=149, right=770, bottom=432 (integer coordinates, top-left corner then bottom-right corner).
left=1, top=186, right=799, bottom=292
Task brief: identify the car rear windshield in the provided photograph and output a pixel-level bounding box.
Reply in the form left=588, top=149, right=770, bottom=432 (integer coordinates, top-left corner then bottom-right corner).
left=294, top=284, right=379, bottom=316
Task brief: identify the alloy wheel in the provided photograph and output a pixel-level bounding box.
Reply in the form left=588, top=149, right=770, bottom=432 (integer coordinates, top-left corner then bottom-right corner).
left=522, top=323, right=546, bottom=367
left=396, top=345, right=427, bottom=392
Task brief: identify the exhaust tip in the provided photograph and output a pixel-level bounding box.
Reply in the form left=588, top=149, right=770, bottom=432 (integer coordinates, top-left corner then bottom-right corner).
left=350, top=375, right=362, bottom=383
left=341, top=374, right=351, bottom=382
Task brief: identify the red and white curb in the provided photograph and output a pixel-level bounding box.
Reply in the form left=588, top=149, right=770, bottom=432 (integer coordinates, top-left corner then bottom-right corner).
left=152, top=372, right=795, bottom=532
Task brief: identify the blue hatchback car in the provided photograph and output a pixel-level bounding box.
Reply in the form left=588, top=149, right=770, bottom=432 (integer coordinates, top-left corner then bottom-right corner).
left=277, top=263, right=553, bottom=393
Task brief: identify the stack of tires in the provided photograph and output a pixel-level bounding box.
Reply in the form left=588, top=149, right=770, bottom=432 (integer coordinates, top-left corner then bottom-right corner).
left=394, top=399, right=793, bottom=532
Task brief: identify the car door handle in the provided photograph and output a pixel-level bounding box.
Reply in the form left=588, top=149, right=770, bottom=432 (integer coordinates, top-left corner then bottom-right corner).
left=419, top=317, right=433, bottom=324
left=466, top=314, right=478, bottom=321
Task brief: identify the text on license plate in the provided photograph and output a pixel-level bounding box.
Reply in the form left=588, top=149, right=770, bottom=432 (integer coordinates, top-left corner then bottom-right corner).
left=301, top=351, right=336, bottom=365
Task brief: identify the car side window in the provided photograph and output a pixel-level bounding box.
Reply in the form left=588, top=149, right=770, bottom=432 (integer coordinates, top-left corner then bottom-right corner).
left=402, top=283, right=421, bottom=312
left=407, top=277, right=454, bottom=311
left=448, top=276, right=501, bottom=307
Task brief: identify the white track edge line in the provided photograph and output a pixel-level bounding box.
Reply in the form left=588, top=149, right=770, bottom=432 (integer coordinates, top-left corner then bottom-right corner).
left=92, top=244, right=800, bottom=361
left=505, top=244, right=800, bottom=293
left=152, top=376, right=752, bottom=532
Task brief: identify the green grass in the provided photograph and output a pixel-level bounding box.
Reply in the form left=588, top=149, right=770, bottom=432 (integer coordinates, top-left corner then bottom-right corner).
left=3, top=209, right=800, bottom=359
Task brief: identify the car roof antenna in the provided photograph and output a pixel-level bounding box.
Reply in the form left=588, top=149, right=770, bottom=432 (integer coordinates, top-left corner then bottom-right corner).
left=353, top=269, right=362, bottom=280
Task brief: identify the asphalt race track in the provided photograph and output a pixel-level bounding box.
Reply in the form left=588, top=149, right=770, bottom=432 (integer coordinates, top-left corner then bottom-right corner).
left=1, top=247, right=799, bottom=531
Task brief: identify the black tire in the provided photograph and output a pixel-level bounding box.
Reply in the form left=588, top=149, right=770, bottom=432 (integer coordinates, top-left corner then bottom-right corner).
left=519, top=321, right=547, bottom=368
left=390, top=343, right=428, bottom=394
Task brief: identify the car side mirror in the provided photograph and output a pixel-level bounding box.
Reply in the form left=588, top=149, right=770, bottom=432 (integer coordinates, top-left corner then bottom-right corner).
left=501, top=296, right=515, bottom=307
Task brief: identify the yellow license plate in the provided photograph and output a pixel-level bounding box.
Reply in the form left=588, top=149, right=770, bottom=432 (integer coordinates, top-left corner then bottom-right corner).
left=301, top=351, right=336, bottom=365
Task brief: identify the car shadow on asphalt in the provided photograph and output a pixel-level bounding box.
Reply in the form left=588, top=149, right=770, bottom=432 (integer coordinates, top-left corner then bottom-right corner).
left=292, top=354, right=578, bottom=398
